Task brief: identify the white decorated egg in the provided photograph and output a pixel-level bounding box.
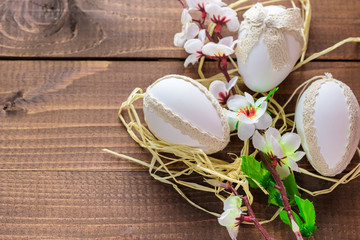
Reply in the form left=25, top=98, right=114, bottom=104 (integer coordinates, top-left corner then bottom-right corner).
left=295, top=74, right=360, bottom=176
left=143, top=74, right=230, bottom=154
left=236, top=3, right=304, bottom=92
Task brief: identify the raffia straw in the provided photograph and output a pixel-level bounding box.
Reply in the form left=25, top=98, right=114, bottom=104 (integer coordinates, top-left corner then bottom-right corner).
left=105, top=0, right=360, bottom=223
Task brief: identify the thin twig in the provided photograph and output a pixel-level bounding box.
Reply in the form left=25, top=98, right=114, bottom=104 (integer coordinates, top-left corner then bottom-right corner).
left=178, top=0, right=186, bottom=8
left=228, top=184, right=275, bottom=240
left=259, top=152, right=303, bottom=240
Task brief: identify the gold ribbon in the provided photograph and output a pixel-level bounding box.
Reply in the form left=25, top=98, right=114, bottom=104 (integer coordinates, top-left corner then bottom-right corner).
left=236, top=3, right=304, bottom=71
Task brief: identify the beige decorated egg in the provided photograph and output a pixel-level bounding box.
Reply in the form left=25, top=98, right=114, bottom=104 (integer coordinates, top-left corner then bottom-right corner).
left=143, top=74, right=230, bottom=154
left=236, top=3, right=304, bottom=92
left=295, top=74, right=360, bottom=176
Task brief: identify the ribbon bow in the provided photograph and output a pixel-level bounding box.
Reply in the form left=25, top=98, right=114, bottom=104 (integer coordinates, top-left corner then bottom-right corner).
left=236, top=3, right=304, bottom=71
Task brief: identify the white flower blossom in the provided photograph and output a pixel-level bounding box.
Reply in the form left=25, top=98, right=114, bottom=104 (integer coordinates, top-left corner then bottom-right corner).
left=183, top=29, right=206, bottom=67
left=186, top=0, right=226, bottom=13
left=209, top=76, right=238, bottom=104
left=252, top=127, right=306, bottom=174
left=205, top=4, right=240, bottom=32
left=202, top=36, right=235, bottom=57
left=225, top=93, right=272, bottom=141
left=218, top=196, right=242, bottom=240
left=174, top=9, right=199, bottom=47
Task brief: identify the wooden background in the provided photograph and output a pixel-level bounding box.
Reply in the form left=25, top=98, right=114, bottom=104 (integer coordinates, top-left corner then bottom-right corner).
left=0, top=0, right=359, bottom=239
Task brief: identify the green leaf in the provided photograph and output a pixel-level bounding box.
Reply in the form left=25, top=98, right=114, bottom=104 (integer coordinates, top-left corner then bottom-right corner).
left=247, top=177, right=260, bottom=189
left=283, top=173, right=301, bottom=206
left=295, top=195, right=317, bottom=237
left=241, top=156, right=272, bottom=189
left=267, top=184, right=283, bottom=207
left=279, top=210, right=304, bottom=230
left=279, top=196, right=317, bottom=238
left=279, top=210, right=291, bottom=227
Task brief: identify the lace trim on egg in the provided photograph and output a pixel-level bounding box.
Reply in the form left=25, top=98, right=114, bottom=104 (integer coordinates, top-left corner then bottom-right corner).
left=144, top=74, right=230, bottom=153
left=303, top=73, right=360, bottom=176
left=236, top=3, right=304, bottom=72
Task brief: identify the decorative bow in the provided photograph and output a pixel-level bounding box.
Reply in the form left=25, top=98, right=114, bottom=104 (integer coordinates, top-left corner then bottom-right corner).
left=236, top=3, right=304, bottom=71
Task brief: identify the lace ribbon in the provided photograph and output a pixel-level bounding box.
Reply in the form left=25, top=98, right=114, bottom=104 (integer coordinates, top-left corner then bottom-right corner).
left=143, top=74, right=230, bottom=154
left=302, top=73, right=360, bottom=176
left=236, top=3, right=304, bottom=71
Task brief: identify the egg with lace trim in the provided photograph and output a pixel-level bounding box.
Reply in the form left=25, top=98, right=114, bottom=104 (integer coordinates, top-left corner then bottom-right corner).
left=295, top=74, right=360, bottom=176
left=236, top=3, right=304, bottom=92
left=143, top=74, right=230, bottom=154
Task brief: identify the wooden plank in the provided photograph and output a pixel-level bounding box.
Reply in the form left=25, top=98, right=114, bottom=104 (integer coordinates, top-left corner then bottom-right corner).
left=0, top=171, right=359, bottom=239
left=0, top=0, right=358, bottom=59
left=0, top=60, right=359, bottom=171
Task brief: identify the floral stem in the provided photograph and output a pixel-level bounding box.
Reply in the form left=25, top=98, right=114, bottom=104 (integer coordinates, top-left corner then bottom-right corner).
left=218, top=58, right=236, bottom=95
left=178, top=0, right=186, bottom=8
left=228, top=184, right=276, bottom=240
left=192, top=18, right=214, bottom=42
left=259, top=152, right=304, bottom=240
left=216, top=31, right=223, bottom=39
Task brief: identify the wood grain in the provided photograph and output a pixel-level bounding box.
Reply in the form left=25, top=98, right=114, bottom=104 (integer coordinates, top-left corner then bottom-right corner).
left=1, top=0, right=360, bottom=239
left=1, top=171, right=360, bottom=239
left=0, top=0, right=358, bottom=59
left=0, top=60, right=359, bottom=171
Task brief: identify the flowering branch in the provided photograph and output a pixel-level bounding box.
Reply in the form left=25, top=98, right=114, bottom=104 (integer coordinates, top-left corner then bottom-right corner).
left=192, top=18, right=214, bottom=41
left=175, top=0, right=240, bottom=99
left=217, top=57, right=236, bottom=94
left=225, top=183, right=275, bottom=240
left=259, top=151, right=303, bottom=240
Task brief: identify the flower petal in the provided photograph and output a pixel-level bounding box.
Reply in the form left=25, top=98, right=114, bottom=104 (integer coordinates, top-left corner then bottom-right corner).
left=184, top=39, right=204, bottom=54
left=218, top=208, right=241, bottom=227
left=226, top=18, right=240, bottom=32
left=280, top=133, right=301, bottom=154
left=174, top=32, right=186, bottom=47
left=252, top=130, right=267, bottom=152
left=271, top=136, right=284, bottom=158
left=198, top=29, right=206, bottom=43
left=288, top=158, right=300, bottom=172
left=220, top=5, right=238, bottom=17
left=202, top=42, right=234, bottom=56
left=218, top=45, right=235, bottom=56
left=219, top=36, right=234, bottom=48
left=289, top=151, right=306, bottom=162
left=184, top=54, right=199, bottom=67
left=265, top=127, right=281, bottom=142
left=226, top=226, right=239, bottom=240
left=228, top=117, right=238, bottom=132
left=181, top=9, right=192, bottom=24
left=237, top=113, right=255, bottom=124
left=185, top=23, right=200, bottom=39
left=237, top=122, right=255, bottom=141
left=209, top=80, right=227, bottom=97
left=224, top=196, right=242, bottom=210
left=276, top=164, right=291, bottom=179
left=227, top=94, right=247, bottom=111
left=224, top=109, right=239, bottom=132
left=204, top=3, right=220, bottom=16
left=255, top=112, right=272, bottom=130
left=255, top=96, right=266, bottom=107
left=201, top=42, right=218, bottom=56
left=244, top=92, right=255, bottom=106
left=224, top=109, right=237, bottom=119
left=226, top=76, right=238, bottom=91
left=255, top=101, right=267, bottom=116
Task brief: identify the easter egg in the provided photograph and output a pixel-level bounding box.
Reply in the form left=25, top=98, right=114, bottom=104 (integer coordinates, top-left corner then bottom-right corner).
left=236, top=3, right=304, bottom=92
left=295, top=74, right=360, bottom=176
left=143, top=74, right=230, bottom=154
